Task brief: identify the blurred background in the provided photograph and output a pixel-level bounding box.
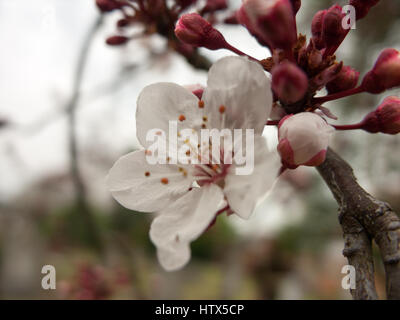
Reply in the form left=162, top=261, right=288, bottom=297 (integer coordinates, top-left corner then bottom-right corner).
left=0, top=0, right=399, bottom=299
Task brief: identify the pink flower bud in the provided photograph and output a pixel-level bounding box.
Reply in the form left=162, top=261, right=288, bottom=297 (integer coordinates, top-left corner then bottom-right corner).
left=311, top=10, right=327, bottom=49
left=175, top=13, right=228, bottom=50
left=272, top=61, right=308, bottom=104
left=106, top=35, right=129, bottom=46
left=290, top=0, right=301, bottom=15
left=95, top=0, right=123, bottom=12
left=237, top=4, right=270, bottom=47
left=238, top=0, right=297, bottom=50
left=349, top=0, right=380, bottom=20
left=277, top=113, right=334, bottom=168
left=326, top=65, right=360, bottom=94
left=362, top=96, right=400, bottom=135
left=311, top=10, right=327, bottom=50
left=361, top=49, right=400, bottom=94
left=321, top=5, right=347, bottom=52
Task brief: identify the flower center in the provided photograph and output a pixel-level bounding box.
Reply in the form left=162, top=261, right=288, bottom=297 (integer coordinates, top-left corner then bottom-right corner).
left=194, top=161, right=231, bottom=187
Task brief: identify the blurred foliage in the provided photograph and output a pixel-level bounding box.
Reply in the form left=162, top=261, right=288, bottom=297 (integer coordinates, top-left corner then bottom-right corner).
left=278, top=179, right=340, bottom=253
left=191, top=215, right=237, bottom=261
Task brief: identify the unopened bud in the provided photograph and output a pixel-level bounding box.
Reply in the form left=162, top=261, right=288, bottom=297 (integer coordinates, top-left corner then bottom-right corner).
left=106, top=35, right=129, bottom=46
left=290, top=0, right=301, bottom=15
left=277, top=113, right=334, bottom=168
left=349, top=0, right=380, bottom=20
left=311, top=10, right=327, bottom=50
left=362, top=96, right=400, bottom=134
left=326, top=65, right=360, bottom=94
left=175, top=13, right=228, bottom=50
left=361, top=49, right=400, bottom=94
left=321, top=5, right=347, bottom=52
left=272, top=61, right=308, bottom=104
left=238, top=0, right=297, bottom=50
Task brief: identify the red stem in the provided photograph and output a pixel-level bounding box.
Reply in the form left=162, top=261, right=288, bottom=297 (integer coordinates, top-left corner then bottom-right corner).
left=331, top=122, right=364, bottom=131
left=224, top=43, right=260, bottom=63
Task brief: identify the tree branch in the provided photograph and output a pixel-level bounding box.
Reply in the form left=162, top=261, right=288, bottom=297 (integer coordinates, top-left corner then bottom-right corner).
left=66, top=15, right=104, bottom=250
left=317, top=148, right=400, bottom=299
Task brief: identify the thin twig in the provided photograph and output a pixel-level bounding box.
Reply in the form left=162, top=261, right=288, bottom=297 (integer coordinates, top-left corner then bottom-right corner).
left=66, top=15, right=104, bottom=251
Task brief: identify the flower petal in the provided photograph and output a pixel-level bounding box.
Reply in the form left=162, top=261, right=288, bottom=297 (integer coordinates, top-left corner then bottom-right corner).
left=107, top=150, right=194, bottom=212
left=136, top=82, right=203, bottom=149
left=202, top=56, right=272, bottom=135
left=150, top=184, right=224, bottom=271
left=224, top=136, right=280, bottom=219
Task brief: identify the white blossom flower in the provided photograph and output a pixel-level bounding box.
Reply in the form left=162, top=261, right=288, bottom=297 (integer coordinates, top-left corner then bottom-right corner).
left=107, top=56, right=279, bottom=271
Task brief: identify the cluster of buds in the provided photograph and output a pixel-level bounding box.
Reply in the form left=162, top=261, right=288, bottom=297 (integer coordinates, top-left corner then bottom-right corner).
left=172, top=0, right=399, bottom=169
left=95, top=0, right=234, bottom=67
left=59, top=264, right=112, bottom=300
left=102, top=0, right=399, bottom=170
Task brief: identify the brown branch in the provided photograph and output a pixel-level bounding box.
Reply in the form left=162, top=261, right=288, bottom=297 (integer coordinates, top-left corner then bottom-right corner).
left=317, top=148, right=400, bottom=300
left=66, top=15, right=104, bottom=251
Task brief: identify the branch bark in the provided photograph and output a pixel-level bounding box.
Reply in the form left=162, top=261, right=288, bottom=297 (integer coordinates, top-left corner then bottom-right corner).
left=317, top=148, right=400, bottom=299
